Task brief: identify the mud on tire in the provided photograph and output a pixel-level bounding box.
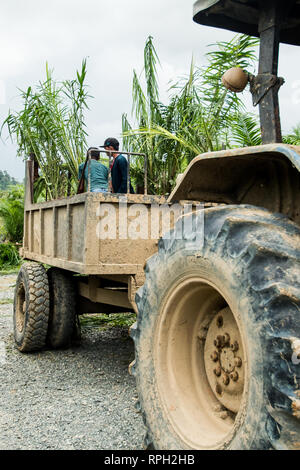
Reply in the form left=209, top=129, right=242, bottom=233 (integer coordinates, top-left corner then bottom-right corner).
left=13, top=262, right=50, bottom=352
left=47, top=268, right=78, bottom=349
left=132, top=205, right=300, bottom=450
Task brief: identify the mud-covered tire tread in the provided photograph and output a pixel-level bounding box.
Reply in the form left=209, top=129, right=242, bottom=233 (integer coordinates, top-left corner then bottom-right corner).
left=13, top=262, right=50, bottom=352
left=133, top=205, right=300, bottom=450
left=47, top=268, right=77, bottom=349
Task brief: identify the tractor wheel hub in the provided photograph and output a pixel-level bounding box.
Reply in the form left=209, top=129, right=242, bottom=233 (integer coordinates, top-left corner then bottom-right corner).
left=204, top=306, right=245, bottom=413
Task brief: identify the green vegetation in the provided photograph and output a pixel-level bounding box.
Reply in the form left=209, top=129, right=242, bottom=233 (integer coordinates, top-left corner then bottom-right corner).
left=283, top=124, right=300, bottom=145
left=231, top=117, right=300, bottom=147
left=229, top=113, right=262, bottom=147
left=0, top=185, right=24, bottom=271
left=0, top=298, right=14, bottom=305
left=1, top=37, right=299, bottom=203
left=0, top=170, right=19, bottom=190
left=123, top=35, right=300, bottom=194
left=2, top=60, right=89, bottom=201
left=122, top=35, right=259, bottom=194
left=0, top=266, right=20, bottom=275
left=80, top=313, right=136, bottom=330
left=0, top=242, right=21, bottom=270
left=0, top=185, right=24, bottom=243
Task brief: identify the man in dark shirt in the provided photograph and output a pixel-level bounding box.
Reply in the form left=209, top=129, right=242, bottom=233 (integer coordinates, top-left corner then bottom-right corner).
left=100, top=137, right=134, bottom=194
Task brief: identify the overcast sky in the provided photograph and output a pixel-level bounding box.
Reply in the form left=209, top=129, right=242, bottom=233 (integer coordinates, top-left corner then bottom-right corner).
left=0, top=0, right=299, bottom=181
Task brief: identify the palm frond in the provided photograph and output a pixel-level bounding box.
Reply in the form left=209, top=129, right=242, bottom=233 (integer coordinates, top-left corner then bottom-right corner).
left=229, top=113, right=262, bottom=147
left=122, top=34, right=261, bottom=195
left=283, top=123, right=300, bottom=145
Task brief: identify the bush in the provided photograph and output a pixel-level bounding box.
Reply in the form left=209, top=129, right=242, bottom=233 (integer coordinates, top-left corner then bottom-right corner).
left=0, top=185, right=24, bottom=243
left=0, top=243, right=21, bottom=269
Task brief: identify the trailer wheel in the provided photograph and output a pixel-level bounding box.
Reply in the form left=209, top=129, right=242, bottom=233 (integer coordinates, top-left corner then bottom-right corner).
left=132, top=205, right=300, bottom=450
left=13, top=262, right=50, bottom=352
left=47, top=268, right=78, bottom=349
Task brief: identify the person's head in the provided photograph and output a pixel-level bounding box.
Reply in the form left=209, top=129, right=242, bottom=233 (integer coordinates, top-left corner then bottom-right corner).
left=87, top=147, right=100, bottom=160
left=101, top=137, right=120, bottom=157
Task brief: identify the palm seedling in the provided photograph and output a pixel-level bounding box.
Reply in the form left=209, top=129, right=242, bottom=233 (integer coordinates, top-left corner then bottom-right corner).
left=122, top=35, right=260, bottom=195
left=2, top=60, right=89, bottom=200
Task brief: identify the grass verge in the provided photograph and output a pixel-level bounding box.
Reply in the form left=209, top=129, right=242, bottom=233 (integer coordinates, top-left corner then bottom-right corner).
left=0, top=265, right=21, bottom=275
left=0, top=298, right=13, bottom=305
left=80, top=312, right=136, bottom=330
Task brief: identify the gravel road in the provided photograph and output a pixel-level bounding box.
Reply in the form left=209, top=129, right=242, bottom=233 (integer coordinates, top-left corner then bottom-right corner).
left=0, top=273, right=146, bottom=450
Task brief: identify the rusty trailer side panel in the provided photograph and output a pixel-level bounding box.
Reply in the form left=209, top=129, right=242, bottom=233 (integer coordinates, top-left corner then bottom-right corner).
left=21, top=192, right=167, bottom=276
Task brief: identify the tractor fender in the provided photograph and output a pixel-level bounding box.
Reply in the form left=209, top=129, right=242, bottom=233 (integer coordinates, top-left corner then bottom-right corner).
left=168, top=144, right=300, bottom=225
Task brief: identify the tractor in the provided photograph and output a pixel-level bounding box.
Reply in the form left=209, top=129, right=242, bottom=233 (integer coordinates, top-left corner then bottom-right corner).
left=130, top=0, right=300, bottom=450
left=14, top=0, right=299, bottom=450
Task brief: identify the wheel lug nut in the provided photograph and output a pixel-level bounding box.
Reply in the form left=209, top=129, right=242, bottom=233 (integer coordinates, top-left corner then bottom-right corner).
left=223, top=333, right=230, bottom=345
left=234, top=357, right=242, bottom=368
left=230, top=371, right=239, bottom=382
left=216, top=315, right=223, bottom=328
left=214, top=366, right=221, bottom=377
left=220, top=411, right=229, bottom=420
left=214, top=404, right=223, bottom=412
left=223, top=374, right=230, bottom=386
left=215, top=335, right=224, bottom=348
left=230, top=341, right=239, bottom=352
left=211, top=351, right=219, bottom=362
left=216, top=384, right=222, bottom=395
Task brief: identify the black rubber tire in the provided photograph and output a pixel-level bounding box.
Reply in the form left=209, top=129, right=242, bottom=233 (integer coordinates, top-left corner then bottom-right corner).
left=47, top=268, right=78, bottom=349
left=132, top=205, right=300, bottom=450
left=13, top=262, right=50, bottom=352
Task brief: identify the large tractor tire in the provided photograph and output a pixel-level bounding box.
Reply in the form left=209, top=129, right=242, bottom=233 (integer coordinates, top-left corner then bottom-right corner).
left=13, top=262, right=50, bottom=352
left=131, top=205, right=300, bottom=450
left=47, top=268, right=78, bottom=349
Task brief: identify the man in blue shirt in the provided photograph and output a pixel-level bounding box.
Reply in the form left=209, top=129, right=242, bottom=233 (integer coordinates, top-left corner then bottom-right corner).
left=78, top=147, right=108, bottom=193
left=100, top=138, right=134, bottom=194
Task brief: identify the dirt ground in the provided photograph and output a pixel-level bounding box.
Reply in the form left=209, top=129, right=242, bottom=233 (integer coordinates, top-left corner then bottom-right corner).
left=0, top=274, right=145, bottom=450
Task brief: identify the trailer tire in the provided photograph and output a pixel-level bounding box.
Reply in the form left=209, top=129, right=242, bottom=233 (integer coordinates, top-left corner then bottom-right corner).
left=132, top=205, right=300, bottom=450
left=47, top=268, right=78, bottom=349
left=13, top=262, right=50, bottom=352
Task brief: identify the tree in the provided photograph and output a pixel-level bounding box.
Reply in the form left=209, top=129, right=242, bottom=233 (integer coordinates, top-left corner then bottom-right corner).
left=0, top=170, right=18, bottom=190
